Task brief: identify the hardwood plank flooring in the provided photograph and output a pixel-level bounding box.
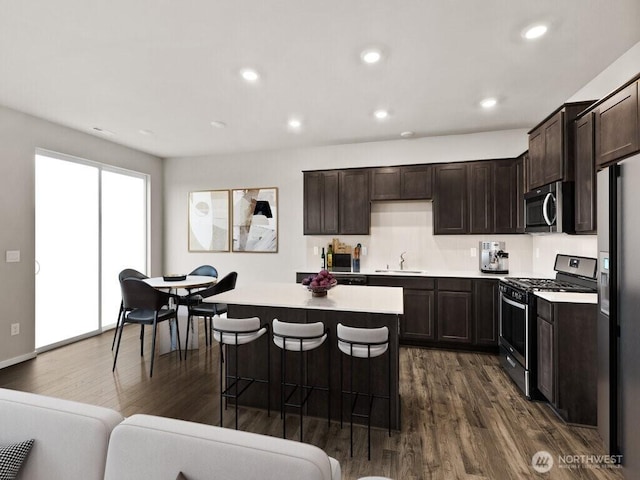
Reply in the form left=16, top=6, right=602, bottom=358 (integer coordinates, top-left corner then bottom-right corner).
left=0, top=325, right=623, bottom=479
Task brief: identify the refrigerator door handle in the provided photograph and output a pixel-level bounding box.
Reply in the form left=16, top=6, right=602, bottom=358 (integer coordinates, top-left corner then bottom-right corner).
left=543, top=192, right=556, bottom=226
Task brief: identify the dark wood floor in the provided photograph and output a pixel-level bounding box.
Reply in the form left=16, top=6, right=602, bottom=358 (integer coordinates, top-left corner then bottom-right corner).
left=0, top=324, right=623, bottom=480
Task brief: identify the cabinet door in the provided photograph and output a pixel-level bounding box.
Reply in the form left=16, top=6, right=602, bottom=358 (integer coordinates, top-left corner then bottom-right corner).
left=574, top=113, right=596, bottom=233
left=473, top=279, right=498, bottom=346
left=339, top=169, right=370, bottom=234
left=537, top=316, right=555, bottom=403
left=402, top=289, right=435, bottom=342
left=433, top=164, right=468, bottom=234
left=303, top=171, right=339, bottom=235
left=528, top=128, right=545, bottom=190
left=437, top=291, right=472, bottom=343
left=492, top=159, right=519, bottom=234
left=401, top=165, right=432, bottom=199
left=542, top=111, right=565, bottom=185
left=595, top=82, right=640, bottom=167
left=468, top=161, right=493, bottom=234
left=516, top=153, right=526, bottom=233
left=370, top=167, right=401, bottom=200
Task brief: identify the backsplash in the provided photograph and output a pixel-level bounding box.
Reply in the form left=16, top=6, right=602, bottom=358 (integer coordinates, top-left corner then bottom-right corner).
left=304, top=201, right=597, bottom=276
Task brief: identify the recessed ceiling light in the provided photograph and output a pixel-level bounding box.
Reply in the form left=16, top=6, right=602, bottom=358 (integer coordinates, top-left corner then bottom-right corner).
left=361, top=49, right=382, bottom=64
left=480, top=98, right=498, bottom=109
left=523, top=24, right=548, bottom=40
left=138, top=129, right=154, bottom=136
left=92, top=127, right=114, bottom=136
left=210, top=120, right=227, bottom=128
left=240, top=68, right=260, bottom=82
left=400, top=131, right=415, bottom=138
left=374, top=109, right=389, bottom=120
left=287, top=118, right=302, bottom=130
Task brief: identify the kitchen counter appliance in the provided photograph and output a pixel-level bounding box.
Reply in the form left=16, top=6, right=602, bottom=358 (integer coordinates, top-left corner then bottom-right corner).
left=479, top=241, right=508, bottom=274
left=498, top=254, right=597, bottom=399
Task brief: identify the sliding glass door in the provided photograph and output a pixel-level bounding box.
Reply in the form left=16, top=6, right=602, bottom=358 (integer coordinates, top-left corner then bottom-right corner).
left=35, top=150, right=147, bottom=351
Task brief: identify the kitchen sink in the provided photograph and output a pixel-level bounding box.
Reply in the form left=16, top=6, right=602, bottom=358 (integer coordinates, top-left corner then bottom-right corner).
left=374, top=269, right=425, bottom=274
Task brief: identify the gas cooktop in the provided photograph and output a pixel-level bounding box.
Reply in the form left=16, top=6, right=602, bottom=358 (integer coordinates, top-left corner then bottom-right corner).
left=501, top=277, right=596, bottom=293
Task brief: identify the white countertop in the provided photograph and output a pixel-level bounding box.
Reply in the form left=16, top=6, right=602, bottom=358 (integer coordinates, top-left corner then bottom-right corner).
left=206, top=283, right=404, bottom=315
left=297, top=268, right=543, bottom=280
left=535, top=292, right=598, bottom=304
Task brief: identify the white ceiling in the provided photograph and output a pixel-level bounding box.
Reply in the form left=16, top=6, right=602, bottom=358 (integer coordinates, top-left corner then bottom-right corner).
left=1, top=1, right=639, bottom=159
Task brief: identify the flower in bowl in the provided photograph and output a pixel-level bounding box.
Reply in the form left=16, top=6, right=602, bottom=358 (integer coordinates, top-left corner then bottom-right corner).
left=302, top=270, right=337, bottom=296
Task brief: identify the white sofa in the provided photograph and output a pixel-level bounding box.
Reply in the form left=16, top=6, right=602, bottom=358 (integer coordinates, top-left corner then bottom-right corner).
left=0, top=388, right=341, bottom=480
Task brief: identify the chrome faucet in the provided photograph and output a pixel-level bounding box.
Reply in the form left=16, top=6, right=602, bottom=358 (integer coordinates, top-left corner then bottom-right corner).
left=399, top=251, right=407, bottom=270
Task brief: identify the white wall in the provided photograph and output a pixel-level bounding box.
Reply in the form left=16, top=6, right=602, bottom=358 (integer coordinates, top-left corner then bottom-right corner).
left=164, top=129, right=533, bottom=285
left=0, top=105, right=163, bottom=368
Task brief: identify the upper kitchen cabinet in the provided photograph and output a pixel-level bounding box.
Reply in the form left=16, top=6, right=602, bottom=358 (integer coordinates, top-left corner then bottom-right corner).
left=574, top=112, right=597, bottom=233
left=493, top=157, right=525, bottom=234
left=303, top=170, right=339, bottom=235
left=594, top=79, right=640, bottom=168
left=370, top=165, right=432, bottom=200
left=303, top=169, right=370, bottom=235
left=339, top=169, right=370, bottom=234
left=527, top=101, right=595, bottom=191
left=468, top=161, right=493, bottom=234
left=433, top=163, right=468, bottom=234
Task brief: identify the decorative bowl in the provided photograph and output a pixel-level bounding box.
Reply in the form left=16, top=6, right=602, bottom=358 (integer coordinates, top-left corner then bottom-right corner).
left=307, top=278, right=338, bottom=297
left=163, top=274, right=187, bottom=282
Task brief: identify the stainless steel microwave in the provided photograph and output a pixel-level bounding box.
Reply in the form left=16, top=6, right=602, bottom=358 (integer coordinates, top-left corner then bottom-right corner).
left=524, top=181, right=574, bottom=233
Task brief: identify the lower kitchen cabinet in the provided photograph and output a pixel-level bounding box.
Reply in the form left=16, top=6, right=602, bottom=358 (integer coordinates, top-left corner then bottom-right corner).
left=474, top=279, right=499, bottom=346
left=536, top=297, right=597, bottom=425
left=436, top=278, right=472, bottom=344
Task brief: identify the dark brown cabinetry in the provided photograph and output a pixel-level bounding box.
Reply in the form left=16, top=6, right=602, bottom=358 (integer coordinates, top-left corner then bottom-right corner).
left=303, top=171, right=339, bottom=235
left=574, top=113, right=597, bottom=233
left=474, top=279, right=499, bottom=346
left=536, top=297, right=597, bottom=426
left=468, top=161, right=493, bottom=234
left=303, top=169, right=369, bottom=235
left=370, top=165, right=432, bottom=201
left=515, top=152, right=527, bottom=232
left=527, top=101, right=595, bottom=191
left=594, top=81, right=640, bottom=167
left=368, top=276, right=435, bottom=343
left=433, top=164, right=468, bottom=234
left=338, top=169, right=370, bottom=234
left=436, top=278, right=472, bottom=344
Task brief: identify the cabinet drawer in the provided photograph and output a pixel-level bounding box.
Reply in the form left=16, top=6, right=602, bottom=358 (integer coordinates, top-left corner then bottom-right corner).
left=437, top=278, right=472, bottom=292
left=537, top=298, right=553, bottom=322
left=368, top=275, right=434, bottom=290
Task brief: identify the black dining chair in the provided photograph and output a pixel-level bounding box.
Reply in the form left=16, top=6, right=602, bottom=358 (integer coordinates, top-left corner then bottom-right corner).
left=189, top=265, right=218, bottom=278
left=184, top=271, right=238, bottom=354
left=111, top=268, right=148, bottom=350
left=112, top=277, right=181, bottom=377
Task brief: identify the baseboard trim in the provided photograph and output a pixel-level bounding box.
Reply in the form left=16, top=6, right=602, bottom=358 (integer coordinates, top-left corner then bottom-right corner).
left=0, top=351, right=37, bottom=370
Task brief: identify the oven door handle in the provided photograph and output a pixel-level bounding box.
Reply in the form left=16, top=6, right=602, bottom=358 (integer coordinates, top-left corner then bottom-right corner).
left=501, top=295, right=526, bottom=310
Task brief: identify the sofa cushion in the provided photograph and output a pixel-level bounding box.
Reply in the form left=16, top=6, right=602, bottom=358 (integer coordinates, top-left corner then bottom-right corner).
left=0, top=388, right=124, bottom=480
left=104, top=414, right=341, bottom=480
left=0, top=439, right=34, bottom=480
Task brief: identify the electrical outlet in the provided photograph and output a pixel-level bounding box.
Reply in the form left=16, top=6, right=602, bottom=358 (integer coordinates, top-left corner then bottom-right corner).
left=362, top=246, right=367, bottom=256
left=11, top=323, right=20, bottom=336
left=313, top=246, right=319, bottom=256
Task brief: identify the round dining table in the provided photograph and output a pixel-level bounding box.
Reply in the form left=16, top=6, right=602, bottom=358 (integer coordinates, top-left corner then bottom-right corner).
left=144, top=275, right=217, bottom=353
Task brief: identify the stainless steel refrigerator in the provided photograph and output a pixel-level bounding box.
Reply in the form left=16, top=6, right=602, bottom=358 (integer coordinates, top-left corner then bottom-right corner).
left=597, top=154, right=640, bottom=474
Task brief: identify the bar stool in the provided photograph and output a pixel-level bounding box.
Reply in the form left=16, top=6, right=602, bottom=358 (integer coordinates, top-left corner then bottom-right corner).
left=337, top=323, right=391, bottom=460
left=272, top=319, right=330, bottom=442
left=212, top=315, right=270, bottom=430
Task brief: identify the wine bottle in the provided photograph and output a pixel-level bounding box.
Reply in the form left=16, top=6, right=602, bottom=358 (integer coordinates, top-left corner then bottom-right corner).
left=327, top=244, right=333, bottom=270
left=321, top=247, right=326, bottom=270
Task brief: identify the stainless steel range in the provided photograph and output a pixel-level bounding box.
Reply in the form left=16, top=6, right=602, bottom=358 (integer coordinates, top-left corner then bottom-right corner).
left=498, top=254, right=597, bottom=399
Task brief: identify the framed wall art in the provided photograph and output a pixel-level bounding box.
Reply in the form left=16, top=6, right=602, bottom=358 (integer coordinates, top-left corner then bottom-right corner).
left=188, top=190, right=230, bottom=251
left=232, top=187, right=278, bottom=253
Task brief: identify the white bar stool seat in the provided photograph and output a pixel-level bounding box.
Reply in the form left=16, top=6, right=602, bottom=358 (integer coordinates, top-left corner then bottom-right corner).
left=272, top=319, right=330, bottom=441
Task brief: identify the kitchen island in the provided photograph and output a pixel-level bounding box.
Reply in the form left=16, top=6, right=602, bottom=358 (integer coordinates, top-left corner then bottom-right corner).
left=206, top=283, right=403, bottom=429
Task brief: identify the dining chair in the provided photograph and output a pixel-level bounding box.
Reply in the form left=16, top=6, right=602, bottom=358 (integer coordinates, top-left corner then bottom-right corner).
left=184, top=271, right=238, bottom=354
left=112, top=277, right=181, bottom=377
left=111, top=268, right=148, bottom=350
left=189, top=265, right=218, bottom=278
